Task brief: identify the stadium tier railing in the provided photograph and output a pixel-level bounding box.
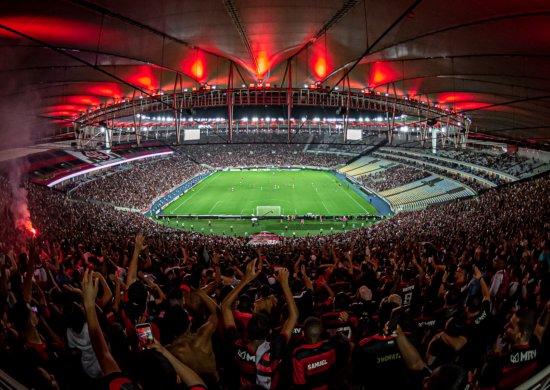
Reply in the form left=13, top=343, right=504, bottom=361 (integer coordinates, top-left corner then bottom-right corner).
left=373, top=151, right=493, bottom=191
left=379, top=147, right=520, bottom=182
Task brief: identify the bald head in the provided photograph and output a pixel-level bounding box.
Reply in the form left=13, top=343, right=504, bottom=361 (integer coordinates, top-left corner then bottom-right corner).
left=303, top=317, right=323, bottom=344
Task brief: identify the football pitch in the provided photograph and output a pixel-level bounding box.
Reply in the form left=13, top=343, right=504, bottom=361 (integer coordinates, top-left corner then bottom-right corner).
left=162, top=170, right=377, bottom=217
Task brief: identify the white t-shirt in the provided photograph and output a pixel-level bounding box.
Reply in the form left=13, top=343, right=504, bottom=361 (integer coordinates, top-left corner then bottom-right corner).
left=67, top=323, right=104, bottom=379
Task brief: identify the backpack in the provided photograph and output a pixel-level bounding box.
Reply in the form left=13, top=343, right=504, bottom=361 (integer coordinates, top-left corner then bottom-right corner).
left=496, top=270, right=511, bottom=302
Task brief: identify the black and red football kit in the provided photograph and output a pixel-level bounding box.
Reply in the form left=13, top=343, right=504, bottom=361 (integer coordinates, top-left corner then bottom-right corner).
left=293, top=341, right=336, bottom=390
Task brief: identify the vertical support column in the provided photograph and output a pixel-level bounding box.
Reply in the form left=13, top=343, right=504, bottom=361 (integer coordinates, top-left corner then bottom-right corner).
left=227, top=62, right=233, bottom=143
left=421, top=95, right=429, bottom=147
left=389, top=82, right=397, bottom=145
left=442, top=115, right=450, bottom=146
left=174, top=74, right=180, bottom=144
left=131, top=90, right=140, bottom=146
left=462, top=121, right=470, bottom=148
left=287, top=59, right=292, bottom=142
left=454, top=114, right=462, bottom=149
left=138, top=105, right=143, bottom=146
left=344, top=73, right=351, bottom=143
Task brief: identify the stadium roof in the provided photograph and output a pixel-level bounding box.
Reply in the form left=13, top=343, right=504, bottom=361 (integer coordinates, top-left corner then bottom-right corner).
left=1, top=0, right=550, bottom=144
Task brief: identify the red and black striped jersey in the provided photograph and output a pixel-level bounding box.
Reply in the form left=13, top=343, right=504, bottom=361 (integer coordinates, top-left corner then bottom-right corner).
left=226, top=325, right=289, bottom=389
left=351, top=333, right=415, bottom=390
left=320, top=311, right=358, bottom=339
left=293, top=341, right=336, bottom=390
left=478, top=340, right=539, bottom=390
left=314, top=299, right=333, bottom=317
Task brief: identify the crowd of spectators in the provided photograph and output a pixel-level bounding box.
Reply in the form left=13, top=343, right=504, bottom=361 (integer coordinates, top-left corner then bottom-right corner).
left=376, top=154, right=487, bottom=193
left=181, top=143, right=348, bottom=168
left=0, top=165, right=548, bottom=390
left=71, top=156, right=204, bottom=210
left=362, top=165, right=430, bottom=192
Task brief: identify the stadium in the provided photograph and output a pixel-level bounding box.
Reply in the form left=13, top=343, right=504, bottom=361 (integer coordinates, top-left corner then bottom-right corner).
left=0, top=1, right=549, bottom=390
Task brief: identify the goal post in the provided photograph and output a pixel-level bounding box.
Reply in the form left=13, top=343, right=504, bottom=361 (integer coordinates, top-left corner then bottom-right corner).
left=256, top=206, right=281, bottom=216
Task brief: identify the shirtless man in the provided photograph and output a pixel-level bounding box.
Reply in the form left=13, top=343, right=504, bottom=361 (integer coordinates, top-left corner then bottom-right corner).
left=183, top=253, right=221, bottom=327
left=254, top=284, right=278, bottom=315
left=167, top=287, right=220, bottom=387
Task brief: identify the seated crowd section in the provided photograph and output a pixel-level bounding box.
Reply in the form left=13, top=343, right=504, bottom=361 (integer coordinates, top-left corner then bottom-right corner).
left=0, top=161, right=549, bottom=390
left=70, top=156, right=203, bottom=210
left=360, top=165, right=431, bottom=192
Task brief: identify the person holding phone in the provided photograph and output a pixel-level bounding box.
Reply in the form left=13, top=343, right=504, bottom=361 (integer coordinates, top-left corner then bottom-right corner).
left=351, top=302, right=415, bottom=390
left=80, top=269, right=207, bottom=390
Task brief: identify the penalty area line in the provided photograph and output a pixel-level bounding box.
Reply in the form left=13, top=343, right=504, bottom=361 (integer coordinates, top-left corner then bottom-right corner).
left=209, top=201, right=219, bottom=214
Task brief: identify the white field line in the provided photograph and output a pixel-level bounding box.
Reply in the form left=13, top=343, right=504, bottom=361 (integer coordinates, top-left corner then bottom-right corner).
left=170, top=173, right=220, bottom=214
left=322, top=202, right=330, bottom=214
left=323, top=171, right=368, bottom=213
left=209, top=201, right=219, bottom=213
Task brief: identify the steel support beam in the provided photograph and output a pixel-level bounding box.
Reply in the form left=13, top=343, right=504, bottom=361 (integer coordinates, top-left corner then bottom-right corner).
left=344, top=74, right=351, bottom=142
left=389, top=82, right=397, bottom=145
left=287, top=59, right=292, bottom=142
left=228, top=62, right=233, bottom=142
left=174, top=74, right=180, bottom=144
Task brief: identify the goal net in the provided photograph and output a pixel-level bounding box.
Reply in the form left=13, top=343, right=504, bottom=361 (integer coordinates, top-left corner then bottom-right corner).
left=257, top=206, right=281, bottom=216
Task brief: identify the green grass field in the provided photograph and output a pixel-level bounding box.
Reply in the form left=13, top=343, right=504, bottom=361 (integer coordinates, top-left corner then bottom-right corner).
left=162, top=170, right=377, bottom=216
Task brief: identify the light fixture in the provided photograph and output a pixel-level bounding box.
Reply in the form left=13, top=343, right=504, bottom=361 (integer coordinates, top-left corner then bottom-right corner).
left=242, top=84, right=246, bottom=88
left=334, top=86, right=339, bottom=90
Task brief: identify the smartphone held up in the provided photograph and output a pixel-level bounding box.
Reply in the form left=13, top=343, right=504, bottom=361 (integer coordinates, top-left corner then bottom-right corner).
left=136, top=323, right=153, bottom=350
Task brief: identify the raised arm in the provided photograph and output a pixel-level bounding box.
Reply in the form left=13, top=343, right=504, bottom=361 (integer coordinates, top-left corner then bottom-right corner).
left=411, top=256, right=425, bottom=281
left=473, top=266, right=491, bottom=303
left=7, top=250, right=18, bottom=273
left=277, top=268, right=299, bottom=339
left=127, top=233, right=146, bottom=287
left=202, top=253, right=222, bottom=295
left=301, top=265, right=314, bottom=291
left=81, top=269, right=121, bottom=376
left=321, top=279, right=335, bottom=301
left=24, top=238, right=38, bottom=304
left=94, top=272, right=113, bottom=308
left=195, top=288, right=220, bottom=339
left=392, top=324, right=426, bottom=371
left=221, top=259, right=260, bottom=328
left=534, top=301, right=549, bottom=343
